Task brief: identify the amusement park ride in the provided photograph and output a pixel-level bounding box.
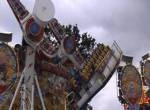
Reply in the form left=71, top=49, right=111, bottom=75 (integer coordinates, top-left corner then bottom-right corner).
left=4, top=0, right=150, bottom=110
left=0, top=0, right=123, bottom=110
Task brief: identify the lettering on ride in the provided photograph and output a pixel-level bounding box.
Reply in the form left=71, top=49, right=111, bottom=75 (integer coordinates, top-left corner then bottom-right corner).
left=7, top=0, right=29, bottom=20
left=49, top=18, right=65, bottom=43
left=81, top=44, right=111, bottom=80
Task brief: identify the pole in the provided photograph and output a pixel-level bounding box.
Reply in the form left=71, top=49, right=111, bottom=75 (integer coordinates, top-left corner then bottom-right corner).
left=31, top=84, right=34, bottom=110
left=9, top=73, right=24, bottom=110
left=35, top=75, right=46, bottom=110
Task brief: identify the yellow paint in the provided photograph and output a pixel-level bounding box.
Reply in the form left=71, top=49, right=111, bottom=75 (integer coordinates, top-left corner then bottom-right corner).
left=81, top=44, right=111, bottom=80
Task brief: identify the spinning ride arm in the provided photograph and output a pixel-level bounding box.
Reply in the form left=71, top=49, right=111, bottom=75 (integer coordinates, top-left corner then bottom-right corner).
left=7, top=0, right=29, bottom=29
left=6, top=1, right=55, bottom=109
left=47, top=18, right=84, bottom=68
left=7, top=0, right=44, bottom=48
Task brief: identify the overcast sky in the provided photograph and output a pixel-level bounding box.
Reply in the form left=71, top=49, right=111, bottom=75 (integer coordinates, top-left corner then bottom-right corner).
left=0, top=0, right=150, bottom=109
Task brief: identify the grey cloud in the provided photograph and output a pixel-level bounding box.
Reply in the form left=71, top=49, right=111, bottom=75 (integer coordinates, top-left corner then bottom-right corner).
left=55, top=0, right=150, bottom=63
left=90, top=74, right=123, bottom=110
left=0, top=0, right=22, bottom=44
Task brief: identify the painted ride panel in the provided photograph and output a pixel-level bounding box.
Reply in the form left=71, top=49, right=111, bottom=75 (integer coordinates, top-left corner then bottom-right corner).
left=144, top=60, right=150, bottom=86
left=120, top=65, right=142, bottom=105
left=0, top=42, right=17, bottom=109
